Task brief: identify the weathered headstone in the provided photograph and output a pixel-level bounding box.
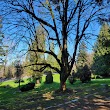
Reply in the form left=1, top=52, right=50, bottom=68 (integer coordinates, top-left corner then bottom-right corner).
left=45, top=71, right=53, bottom=84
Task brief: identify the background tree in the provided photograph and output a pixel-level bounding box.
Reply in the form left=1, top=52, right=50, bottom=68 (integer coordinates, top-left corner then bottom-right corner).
left=15, top=60, right=23, bottom=90
left=46, top=41, right=55, bottom=72
left=92, top=23, right=110, bottom=77
left=0, top=17, right=8, bottom=77
left=6, top=66, right=13, bottom=78
left=76, top=41, right=92, bottom=80
left=86, top=52, right=94, bottom=68
left=1, top=0, right=110, bottom=91
left=77, top=41, right=87, bottom=67
left=46, top=41, right=60, bottom=72
left=25, top=26, right=46, bottom=81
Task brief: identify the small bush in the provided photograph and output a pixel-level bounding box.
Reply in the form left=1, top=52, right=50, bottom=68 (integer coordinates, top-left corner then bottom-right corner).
left=68, top=75, right=76, bottom=84
left=45, top=71, right=53, bottom=84
left=78, top=64, right=91, bottom=83
left=20, top=82, right=35, bottom=92
left=68, top=71, right=76, bottom=84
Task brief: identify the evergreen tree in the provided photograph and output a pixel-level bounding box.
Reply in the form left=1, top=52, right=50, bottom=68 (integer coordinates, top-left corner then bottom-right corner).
left=77, top=41, right=87, bottom=67
left=92, top=23, right=110, bottom=77
left=0, top=18, right=4, bottom=68
left=27, top=26, right=46, bottom=79
left=76, top=41, right=91, bottom=80
left=86, top=52, right=94, bottom=67
left=0, top=17, right=8, bottom=76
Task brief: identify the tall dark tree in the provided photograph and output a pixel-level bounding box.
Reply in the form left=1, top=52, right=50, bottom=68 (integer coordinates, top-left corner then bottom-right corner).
left=92, top=23, right=110, bottom=77
left=1, top=0, right=110, bottom=91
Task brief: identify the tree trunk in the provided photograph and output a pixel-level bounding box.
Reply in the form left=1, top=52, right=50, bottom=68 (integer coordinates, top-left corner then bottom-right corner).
left=18, top=79, right=20, bottom=90
left=59, top=70, right=68, bottom=91
left=60, top=81, right=66, bottom=91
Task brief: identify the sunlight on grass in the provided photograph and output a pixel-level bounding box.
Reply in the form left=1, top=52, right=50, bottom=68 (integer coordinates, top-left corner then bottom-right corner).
left=0, top=74, right=110, bottom=109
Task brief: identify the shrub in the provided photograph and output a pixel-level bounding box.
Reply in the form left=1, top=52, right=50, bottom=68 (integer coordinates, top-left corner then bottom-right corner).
left=68, top=75, right=76, bottom=84
left=68, top=70, right=76, bottom=84
left=20, top=82, right=35, bottom=92
left=45, top=71, right=53, bottom=84
left=78, top=64, right=91, bottom=83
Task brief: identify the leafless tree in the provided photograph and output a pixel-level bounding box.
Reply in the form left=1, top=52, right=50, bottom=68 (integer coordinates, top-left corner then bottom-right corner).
left=0, top=0, right=110, bottom=91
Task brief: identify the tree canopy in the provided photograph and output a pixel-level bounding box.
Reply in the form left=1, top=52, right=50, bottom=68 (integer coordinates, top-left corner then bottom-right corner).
left=77, top=41, right=87, bottom=67
left=0, top=0, right=110, bottom=90
left=0, top=17, right=8, bottom=76
left=92, top=23, right=110, bottom=77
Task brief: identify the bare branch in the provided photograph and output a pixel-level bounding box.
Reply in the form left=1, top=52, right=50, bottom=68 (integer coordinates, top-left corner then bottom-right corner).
left=29, top=48, right=62, bottom=68
left=24, top=62, right=61, bottom=73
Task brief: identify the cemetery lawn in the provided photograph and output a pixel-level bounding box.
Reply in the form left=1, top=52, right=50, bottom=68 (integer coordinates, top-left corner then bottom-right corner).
left=0, top=74, right=110, bottom=110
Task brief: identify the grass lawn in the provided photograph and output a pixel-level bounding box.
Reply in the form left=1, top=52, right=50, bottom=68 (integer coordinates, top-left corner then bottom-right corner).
left=0, top=74, right=110, bottom=110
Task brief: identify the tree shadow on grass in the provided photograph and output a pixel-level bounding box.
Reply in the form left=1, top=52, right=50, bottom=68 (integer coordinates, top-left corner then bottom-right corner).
left=36, top=80, right=110, bottom=110
left=34, top=82, right=60, bottom=93
left=0, top=80, right=110, bottom=110
left=44, top=80, right=110, bottom=110
left=50, top=91, right=110, bottom=110
left=0, top=81, right=62, bottom=110
left=0, top=84, right=21, bottom=110
left=0, top=81, right=77, bottom=110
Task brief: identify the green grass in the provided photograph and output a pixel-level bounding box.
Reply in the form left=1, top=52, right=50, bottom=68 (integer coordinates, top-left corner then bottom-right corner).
left=0, top=74, right=110, bottom=109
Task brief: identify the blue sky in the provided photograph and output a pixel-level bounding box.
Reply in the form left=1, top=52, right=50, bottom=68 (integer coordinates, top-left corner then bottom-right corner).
left=0, top=0, right=108, bottom=65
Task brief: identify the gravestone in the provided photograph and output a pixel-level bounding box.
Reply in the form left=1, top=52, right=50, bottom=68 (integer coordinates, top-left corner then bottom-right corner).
left=45, top=71, right=53, bottom=84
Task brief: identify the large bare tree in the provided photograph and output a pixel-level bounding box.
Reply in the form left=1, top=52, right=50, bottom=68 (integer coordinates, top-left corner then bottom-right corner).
left=0, top=0, right=110, bottom=91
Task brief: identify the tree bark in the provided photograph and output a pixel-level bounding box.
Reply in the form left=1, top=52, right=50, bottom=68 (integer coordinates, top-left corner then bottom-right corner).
left=18, top=79, right=20, bottom=90
left=59, top=68, right=68, bottom=91
left=60, top=81, right=66, bottom=91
